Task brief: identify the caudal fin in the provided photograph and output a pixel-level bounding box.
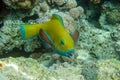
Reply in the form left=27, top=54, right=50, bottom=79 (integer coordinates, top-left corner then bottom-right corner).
left=20, top=24, right=41, bottom=39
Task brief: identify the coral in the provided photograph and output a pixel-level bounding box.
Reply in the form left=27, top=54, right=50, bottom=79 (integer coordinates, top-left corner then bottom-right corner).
left=88, top=30, right=117, bottom=59
left=0, top=57, right=53, bottom=80
left=65, top=0, right=77, bottom=9
left=1, top=56, right=120, bottom=80
left=81, top=59, right=120, bottom=80
left=39, top=1, right=50, bottom=11
left=69, top=6, right=84, bottom=19
left=0, top=0, right=120, bottom=80
left=99, top=1, right=120, bottom=30
left=56, top=12, right=76, bottom=33
left=53, top=0, right=67, bottom=6
left=97, top=59, right=120, bottom=80
left=82, top=61, right=98, bottom=80
left=2, top=0, right=40, bottom=9
left=110, top=25, right=120, bottom=56
left=0, top=57, right=85, bottom=80
left=115, top=41, right=120, bottom=54
left=75, top=49, right=90, bottom=61
left=0, top=18, right=41, bottom=54
left=110, top=25, right=120, bottom=41
left=23, top=37, right=41, bottom=52
left=76, top=19, right=118, bottom=59
left=0, top=6, right=77, bottom=54
left=46, top=0, right=77, bottom=9
left=98, top=1, right=120, bottom=57
left=106, top=10, right=120, bottom=24
left=90, top=0, right=101, bottom=4
left=37, top=52, right=54, bottom=67
left=0, top=20, right=23, bottom=54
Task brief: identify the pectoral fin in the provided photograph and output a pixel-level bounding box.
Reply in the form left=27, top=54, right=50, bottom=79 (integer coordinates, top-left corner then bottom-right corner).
left=71, top=30, right=79, bottom=42
left=39, top=29, right=54, bottom=46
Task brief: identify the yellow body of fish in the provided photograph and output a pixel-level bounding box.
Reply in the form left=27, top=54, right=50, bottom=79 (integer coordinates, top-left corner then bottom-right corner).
left=20, top=14, right=77, bottom=57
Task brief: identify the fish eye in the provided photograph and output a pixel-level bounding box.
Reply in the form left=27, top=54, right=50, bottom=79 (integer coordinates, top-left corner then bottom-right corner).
left=61, top=39, right=64, bottom=45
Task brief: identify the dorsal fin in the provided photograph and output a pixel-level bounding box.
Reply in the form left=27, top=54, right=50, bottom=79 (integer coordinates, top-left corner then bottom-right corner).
left=51, top=14, right=64, bottom=27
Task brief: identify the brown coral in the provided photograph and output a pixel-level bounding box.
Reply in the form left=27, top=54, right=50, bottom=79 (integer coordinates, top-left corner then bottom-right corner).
left=90, top=0, right=101, bottom=4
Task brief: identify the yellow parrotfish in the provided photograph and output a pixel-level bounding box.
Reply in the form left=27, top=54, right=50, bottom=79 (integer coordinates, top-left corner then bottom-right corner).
left=20, top=14, right=79, bottom=57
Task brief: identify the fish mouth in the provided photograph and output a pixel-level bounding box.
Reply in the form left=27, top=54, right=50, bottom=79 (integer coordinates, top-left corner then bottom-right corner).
left=56, top=49, right=74, bottom=57
left=65, top=49, right=74, bottom=57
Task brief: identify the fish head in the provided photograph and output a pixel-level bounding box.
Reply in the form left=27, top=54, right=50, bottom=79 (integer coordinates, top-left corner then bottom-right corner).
left=54, top=33, right=75, bottom=57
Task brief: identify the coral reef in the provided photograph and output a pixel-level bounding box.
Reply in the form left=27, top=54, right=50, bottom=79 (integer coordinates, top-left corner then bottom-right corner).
left=82, top=61, right=98, bottom=80
left=99, top=1, right=120, bottom=30
left=46, top=0, right=77, bottom=9
left=106, top=10, right=120, bottom=24
left=69, top=6, right=84, bottom=19
left=65, top=0, right=77, bottom=9
left=0, top=19, right=41, bottom=54
left=0, top=20, right=23, bottom=54
left=0, top=57, right=85, bottom=80
left=53, top=0, right=67, bottom=6
left=0, top=0, right=79, bottom=54
left=97, top=59, right=120, bottom=80
left=56, top=12, right=76, bottom=33
left=39, top=1, right=50, bottom=11
left=76, top=19, right=118, bottom=60
left=0, top=57, right=120, bottom=80
left=0, top=0, right=120, bottom=79
left=2, top=0, right=40, bottom=9
left=90, top=0, right=101, bottom=4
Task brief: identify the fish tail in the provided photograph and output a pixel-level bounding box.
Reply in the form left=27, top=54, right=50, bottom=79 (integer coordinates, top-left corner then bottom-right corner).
left=20, top=24, right=42, bottom=39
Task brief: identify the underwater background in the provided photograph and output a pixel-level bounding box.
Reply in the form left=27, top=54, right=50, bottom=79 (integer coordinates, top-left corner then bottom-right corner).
left=0, top=0, right=120, bottom=80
